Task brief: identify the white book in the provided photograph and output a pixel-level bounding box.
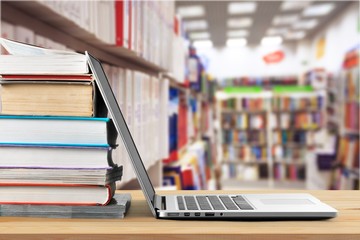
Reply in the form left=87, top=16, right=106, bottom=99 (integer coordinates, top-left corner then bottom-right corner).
left=79, top=0, right=91, bottom=32
left=1, top=22, right=15, bottom=55
left=130, top=0, right=135, bottom=51
left=14, top=25, right=35, bottom=45
left=142, top=1, right=148, bottom=60
left=34, top=35, right=46, bottom=48
left=0, top=145, right=109, bottom=168
left=160, top=77, right=169, bottom=159
left=132, top=71, right=142, bottom=162
left=124, top=69, right=134, bottom=181
left=0, top=38, right=88, bottom=74
left=152, top=77, right=161, bottom=160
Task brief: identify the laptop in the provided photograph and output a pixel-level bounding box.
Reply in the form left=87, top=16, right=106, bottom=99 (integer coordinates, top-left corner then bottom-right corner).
left=86, top=52, right=337, bottom=219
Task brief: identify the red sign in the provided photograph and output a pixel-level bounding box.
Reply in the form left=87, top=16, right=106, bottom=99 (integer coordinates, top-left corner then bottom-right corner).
left=263, top=50, right=285, bottom=64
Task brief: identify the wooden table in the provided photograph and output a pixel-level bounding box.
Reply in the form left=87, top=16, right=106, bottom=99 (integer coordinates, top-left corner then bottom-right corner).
left=0, top=190, right=359, bottom=240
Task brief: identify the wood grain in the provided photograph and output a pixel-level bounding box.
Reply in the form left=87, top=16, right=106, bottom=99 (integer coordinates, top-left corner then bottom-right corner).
left=0, top=190, right=359, bottom=240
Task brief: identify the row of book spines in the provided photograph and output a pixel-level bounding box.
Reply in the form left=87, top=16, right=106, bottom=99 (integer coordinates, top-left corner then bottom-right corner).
left=222, top=114, right=266, bottom=129
left=222, top=146, right=268, bottom=160
left=336, top=138, right=359, bottom=169
left=329, top=168, right=359, bottom=190
left=272, top=145, right=307, bottom=159
left=272, top=131, right=316, bottom=145
left=221, top=99, right=269, bottom=111
left=221, top=77, right=298, bottom=87
left=344, top=102, right=359, bottom=130
left=221, top=163, right=269, bottom=180
left=163, top=167, right=207, bottom=191
left=221, top=97, right=324, bottom=111
left=273, top=112, right=323, bottom=129
left=40, top=0, right=176, bottom=69
left=273, top=163, right=306, bottom=181
left=222, top=130, right=266, bottom=145
left=272, top=96, right=323, bottom=110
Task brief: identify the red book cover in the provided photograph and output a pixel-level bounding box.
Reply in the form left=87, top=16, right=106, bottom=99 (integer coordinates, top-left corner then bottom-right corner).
left=115, top=0, right=125, bottom=46
left=181, top=168, right=194, bottom=190
left=177, top=103, right=188, bottom=149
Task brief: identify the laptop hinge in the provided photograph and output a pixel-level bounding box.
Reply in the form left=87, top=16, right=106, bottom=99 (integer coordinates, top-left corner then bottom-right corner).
left=154, top=194, right=163, bottom=211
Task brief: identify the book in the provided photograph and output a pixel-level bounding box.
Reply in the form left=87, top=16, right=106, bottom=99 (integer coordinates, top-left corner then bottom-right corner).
left=115, top=0, right=130, bottom=48
left=0, top=182, right=116, bottom=205
left=0, top=193, right=131, bottom=219
left=0, top=144, right=112, bottom=168
left=0, top=81, right=95, bottom=117
left=0, top=38, right=88, bottom=74
left=0, top=165, right=122, bottom=185
left=0, top=116, right=117, bottom=146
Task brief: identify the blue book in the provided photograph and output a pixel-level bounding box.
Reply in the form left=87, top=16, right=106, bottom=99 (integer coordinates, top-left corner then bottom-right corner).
left=0, top=115, right=117, bottom=146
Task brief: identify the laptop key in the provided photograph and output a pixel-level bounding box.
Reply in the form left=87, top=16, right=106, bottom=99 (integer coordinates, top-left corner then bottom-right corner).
left=184, top=196, right=199, bottom=210
left=219, top=196, right=238, bottom=210
left=177, top=196, right=185, bottom=210
left=207, top=196, right=225, bottom=210
left=233, top=196, right=254, bottom=210
left=196, top=196, right=212, bottom=210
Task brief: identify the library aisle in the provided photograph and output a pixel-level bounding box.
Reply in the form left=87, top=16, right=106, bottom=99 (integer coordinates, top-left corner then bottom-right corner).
left=0, top=0, right=359, bottom=193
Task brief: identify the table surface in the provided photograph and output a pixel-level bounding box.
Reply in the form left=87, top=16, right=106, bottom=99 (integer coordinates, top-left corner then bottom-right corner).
left=0, top=190, right=359, bottom=240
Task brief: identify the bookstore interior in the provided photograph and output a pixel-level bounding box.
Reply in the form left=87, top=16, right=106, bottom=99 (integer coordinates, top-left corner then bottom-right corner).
left=0, top=0, right=359, bottom=216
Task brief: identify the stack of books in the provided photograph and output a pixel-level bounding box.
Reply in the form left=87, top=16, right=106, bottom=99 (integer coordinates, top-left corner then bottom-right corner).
left=0, top=38, right=129, bottom=218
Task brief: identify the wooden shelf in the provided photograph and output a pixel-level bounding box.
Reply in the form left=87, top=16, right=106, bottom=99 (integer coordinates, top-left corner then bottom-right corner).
left=1, top=1, right=167, bottom=75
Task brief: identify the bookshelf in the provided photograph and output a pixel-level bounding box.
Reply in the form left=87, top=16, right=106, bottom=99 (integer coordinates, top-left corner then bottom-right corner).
left=216, top=86, right=325, bottom=189
left=1, top=1, right=166, bottom=74
left=328, top=47, right=359, bottom=190
left=0, top=0, right=189, bottom=189
left=216, top=87, right=273, bottom=188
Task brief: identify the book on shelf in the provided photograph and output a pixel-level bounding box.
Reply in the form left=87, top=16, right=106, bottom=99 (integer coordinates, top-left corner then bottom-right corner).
left=0, top=193, right=131, bottom=219
left=0, top=38, right=88, bottom=74
left=0, top=116, right=117, bottom=146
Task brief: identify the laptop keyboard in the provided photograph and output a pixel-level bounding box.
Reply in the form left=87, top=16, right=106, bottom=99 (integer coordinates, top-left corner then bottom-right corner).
left=177, top=195, right=253, bottom=211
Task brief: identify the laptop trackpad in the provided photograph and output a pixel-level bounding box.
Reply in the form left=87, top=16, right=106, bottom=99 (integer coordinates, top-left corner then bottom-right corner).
left=260, top=199, right=315, bottom=205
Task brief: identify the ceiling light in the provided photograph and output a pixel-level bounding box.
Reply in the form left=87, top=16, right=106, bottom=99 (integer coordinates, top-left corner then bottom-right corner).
left=177, top=5, right=205, bottom=18
left=273, top=15, right=298, bottom=25
left=227, top=30, right=249, bottom=37
left=226, top=38, right=247, bottom=47
left=281, top=1, right=312, bottom=11
left=293, top=19, right=318, bottom=29
left=228, top=2, right=257, bottom=14
left=227, top=18, right=253, bottom=28
left=184, top=20, right=208, bottom=31
left=286, top=31, right=306, bottom=40
left=193, top=40, right=213, bottom=48
left=303, top=3, right=335, bottom=16
left=261, top=36, right=283, bottom=46
left=189, top=32, right=210, bottom=40
left=267, top=28, right=288, bottom=36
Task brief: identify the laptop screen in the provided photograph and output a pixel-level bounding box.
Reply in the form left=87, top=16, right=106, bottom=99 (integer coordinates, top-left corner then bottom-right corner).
left=86, top=52, right=157, bottom=216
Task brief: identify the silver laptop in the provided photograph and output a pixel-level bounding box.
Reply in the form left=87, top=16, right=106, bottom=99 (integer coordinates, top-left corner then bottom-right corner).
left=86, top=52, right=337, bottom=219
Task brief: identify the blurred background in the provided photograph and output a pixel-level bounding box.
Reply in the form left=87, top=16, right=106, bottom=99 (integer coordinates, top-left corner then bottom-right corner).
left=1, top=0, right=359, bottom=191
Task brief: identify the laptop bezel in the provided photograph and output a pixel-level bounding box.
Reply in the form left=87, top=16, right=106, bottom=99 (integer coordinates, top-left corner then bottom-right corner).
left=86, top=52, right=158, bottom=217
